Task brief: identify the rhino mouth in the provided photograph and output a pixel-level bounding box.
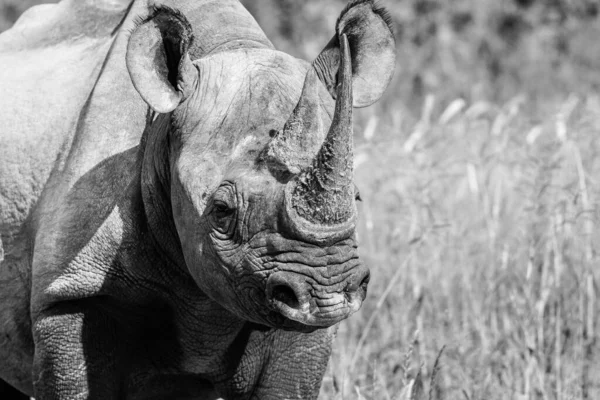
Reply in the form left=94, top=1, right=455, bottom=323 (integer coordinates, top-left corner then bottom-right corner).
left=264, top=265, right=370, bottom=329
left=237, top=234, right=370, bottom=330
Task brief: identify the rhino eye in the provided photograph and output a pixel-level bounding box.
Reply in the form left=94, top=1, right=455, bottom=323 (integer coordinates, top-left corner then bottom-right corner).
left=213, top=200, right=235, bottom=219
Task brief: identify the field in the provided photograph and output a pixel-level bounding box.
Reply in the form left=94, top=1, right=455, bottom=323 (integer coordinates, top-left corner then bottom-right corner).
left=2, top=0, right=600, bottom=399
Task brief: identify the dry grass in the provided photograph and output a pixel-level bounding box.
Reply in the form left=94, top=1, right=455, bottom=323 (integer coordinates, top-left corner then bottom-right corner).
left=321, top=94, right=600, bottom=399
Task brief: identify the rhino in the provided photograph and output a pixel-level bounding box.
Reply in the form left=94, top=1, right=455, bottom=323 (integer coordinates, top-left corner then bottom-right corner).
left=0, top=0, right=395, bottom=398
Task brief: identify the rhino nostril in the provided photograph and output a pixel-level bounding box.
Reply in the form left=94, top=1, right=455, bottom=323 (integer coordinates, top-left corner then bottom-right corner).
left=346, top=268, right=370, bottom=293
left=359, top=270, right=370, bottom=289
left=271, top=284, right=300, bottom=310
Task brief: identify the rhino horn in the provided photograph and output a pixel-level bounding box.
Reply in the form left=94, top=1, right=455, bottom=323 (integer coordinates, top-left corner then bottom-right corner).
left=287, top=34, right=355, bottom=231
left=265, top=68, right=324, bottom=175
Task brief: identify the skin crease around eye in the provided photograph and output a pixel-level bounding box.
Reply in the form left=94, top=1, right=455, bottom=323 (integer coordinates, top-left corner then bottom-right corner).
left=210, top=184, right=239, bottom=235
left=212, top=183, right=237, bottom=216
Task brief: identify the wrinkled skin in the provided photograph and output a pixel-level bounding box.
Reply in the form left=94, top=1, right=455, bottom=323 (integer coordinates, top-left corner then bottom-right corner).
left=0, top=0, right=395, bottom=399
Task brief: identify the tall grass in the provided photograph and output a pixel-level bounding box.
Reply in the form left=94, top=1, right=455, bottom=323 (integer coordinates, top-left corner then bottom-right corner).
left=321, top=94, right=600, bottom=399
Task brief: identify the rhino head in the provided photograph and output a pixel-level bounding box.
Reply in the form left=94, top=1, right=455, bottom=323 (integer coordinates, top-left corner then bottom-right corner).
left=126, top=1, right=395, bottom=331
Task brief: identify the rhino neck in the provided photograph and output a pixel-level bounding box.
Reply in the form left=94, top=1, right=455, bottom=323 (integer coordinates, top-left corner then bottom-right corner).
left=158, top=0, right=274, bottom=58
left=139, top=113, right=187, bottom=271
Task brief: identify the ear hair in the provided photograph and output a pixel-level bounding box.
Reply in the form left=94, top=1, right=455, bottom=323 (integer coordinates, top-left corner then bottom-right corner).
left=313, top=0, right=396, bottom=108
left=138, top=6, right=194, bottom=88
left=133, top=5, right=193, bottom=35
left=131, top=6, right=193, bottom=45
left=336, top=0, right=394, bottom=36
left=127, top=5, right=196, bottom=113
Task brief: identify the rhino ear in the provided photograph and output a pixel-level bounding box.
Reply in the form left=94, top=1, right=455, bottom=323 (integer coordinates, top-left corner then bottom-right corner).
left=313, top=0, right=396, bottom=108
left=126, top=6, right=197, bottom=114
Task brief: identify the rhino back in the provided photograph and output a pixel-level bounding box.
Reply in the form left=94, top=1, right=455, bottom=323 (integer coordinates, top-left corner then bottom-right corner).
left=0, top=0, right=137, bottom=252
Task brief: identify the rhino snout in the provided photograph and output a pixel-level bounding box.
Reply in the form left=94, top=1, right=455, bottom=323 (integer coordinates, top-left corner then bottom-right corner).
left=265, top=266, right=370, bottom=327
left=266, top=272, right=312, bottom=315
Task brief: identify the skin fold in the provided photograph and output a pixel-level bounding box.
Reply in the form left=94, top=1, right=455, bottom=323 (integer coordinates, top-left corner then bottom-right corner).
left=0, top=0, right=395, bottom=398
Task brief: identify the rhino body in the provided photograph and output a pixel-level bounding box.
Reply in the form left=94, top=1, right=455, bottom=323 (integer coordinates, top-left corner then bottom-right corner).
left=0, top=0, right=395, bottom=398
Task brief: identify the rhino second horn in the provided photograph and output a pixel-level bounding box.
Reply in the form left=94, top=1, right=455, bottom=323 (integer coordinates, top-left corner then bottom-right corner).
left=290, top=34, right=355, bottom=226
left=265, top=68, right=324, bottom=175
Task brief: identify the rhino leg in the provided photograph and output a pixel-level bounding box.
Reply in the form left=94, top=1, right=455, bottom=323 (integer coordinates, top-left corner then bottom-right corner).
left=217, top=324, right=337, bottom=400
left=0, top=379, right=29, bottom=400
left=32, top=302, right=124, bottom=399
left=250, top=328, right=336, bottom=400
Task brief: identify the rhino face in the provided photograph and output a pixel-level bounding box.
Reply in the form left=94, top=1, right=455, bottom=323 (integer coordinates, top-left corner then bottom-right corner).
left=191, top=169, right=369, bottom=330
left=126, top=3, right=395, bottom=330
left=165, top=47, right=367, bottom=330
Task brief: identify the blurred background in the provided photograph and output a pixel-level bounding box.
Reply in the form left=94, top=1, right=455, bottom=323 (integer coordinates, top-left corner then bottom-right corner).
left=2, top=0, right=600, bottom=399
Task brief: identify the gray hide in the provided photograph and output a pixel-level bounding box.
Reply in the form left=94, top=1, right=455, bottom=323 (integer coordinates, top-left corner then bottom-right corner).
left=0, top=0, right=395, bottom=398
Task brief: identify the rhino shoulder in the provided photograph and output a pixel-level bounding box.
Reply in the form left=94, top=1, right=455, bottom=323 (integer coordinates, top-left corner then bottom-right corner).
left=0, top=0, right=135, bottom=52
